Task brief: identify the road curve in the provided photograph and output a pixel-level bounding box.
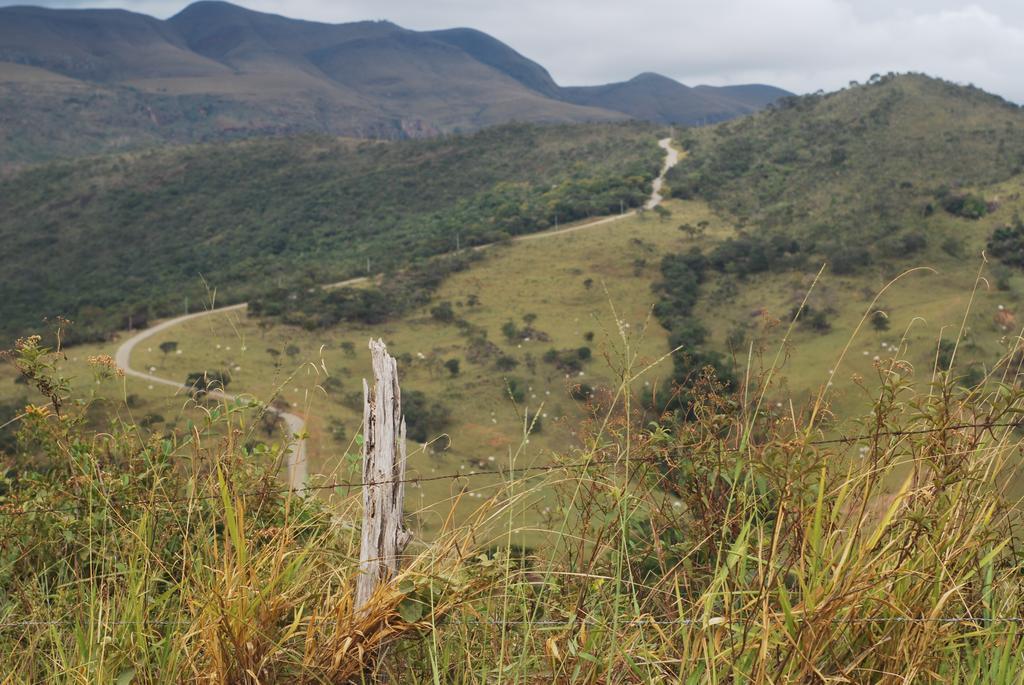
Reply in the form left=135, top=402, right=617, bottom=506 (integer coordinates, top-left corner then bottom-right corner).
left=113, top=302, right=309, bottom=490
left=113, top=137, right=682, bottom=490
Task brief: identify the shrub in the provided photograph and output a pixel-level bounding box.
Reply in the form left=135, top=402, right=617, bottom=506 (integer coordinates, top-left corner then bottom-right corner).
left=430, top=301, right=455, bottom=324
left=987, top=216, right=1024, bottom=267
left=937, top=339, right=956, bottom=371
left=184, top=370, right=230, bottom=396
left=871, top=310, right=890, bottom=331
left=505, top=377, right=526, bottom=403
left=790, top=304, right=832, bottom=333
left=328, top=418, right=347, bottom=444
left=939, top=191, right=988, bottom=219
left=402, top=390, right=452, bottom=443
left=828, top=245, right=872, bottom=275
left=941, top=236, right=964, bottom=258
left=569, top=383, right=593, bottom=401
left=524, top=409, right=543, bottom=434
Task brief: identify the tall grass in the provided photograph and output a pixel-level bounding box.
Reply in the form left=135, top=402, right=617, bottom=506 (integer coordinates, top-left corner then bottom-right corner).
left=2, top=321, right=1023, bottom=682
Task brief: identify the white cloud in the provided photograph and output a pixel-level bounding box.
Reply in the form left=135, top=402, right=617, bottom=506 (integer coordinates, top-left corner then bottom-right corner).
left=5, top=0, right=1024, bottom=100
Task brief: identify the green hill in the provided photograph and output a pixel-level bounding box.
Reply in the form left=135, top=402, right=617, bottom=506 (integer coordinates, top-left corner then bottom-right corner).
left=668, top=73, right=1024, bottom=259
left=657, top=74, right=1024, bottom=421
left=0, top=122, right=661, bottom=345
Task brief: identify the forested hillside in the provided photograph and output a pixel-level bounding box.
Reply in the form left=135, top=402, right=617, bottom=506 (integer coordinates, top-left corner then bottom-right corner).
left=668, top=73, right=1024, bottom=271
left=0, top=122, right=661, bottom=344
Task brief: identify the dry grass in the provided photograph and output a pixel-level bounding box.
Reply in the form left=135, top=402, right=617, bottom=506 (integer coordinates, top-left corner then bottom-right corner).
left=2, top=284, right=1024, bottom=682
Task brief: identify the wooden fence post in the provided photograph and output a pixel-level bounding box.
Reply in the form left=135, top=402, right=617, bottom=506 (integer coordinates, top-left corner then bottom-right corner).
left=356, top=339, right=412, bottom=611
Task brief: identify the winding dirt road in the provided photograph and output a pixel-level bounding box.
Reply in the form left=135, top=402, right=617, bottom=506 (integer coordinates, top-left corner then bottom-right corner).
left=113, top=137, right=682, bottom=490
left=113, top=302, right=310, bottom=489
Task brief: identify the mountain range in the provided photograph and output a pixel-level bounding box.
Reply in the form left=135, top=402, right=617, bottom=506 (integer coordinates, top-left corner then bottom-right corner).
left=0, top=1, right=790, bottom=163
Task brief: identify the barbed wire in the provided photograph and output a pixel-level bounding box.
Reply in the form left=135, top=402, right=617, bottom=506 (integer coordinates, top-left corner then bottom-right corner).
left=1, top=418, right=1021, bottom=518
left=0, top=420, right=1021, bottom=631
left=0, top=615, right=1022, bottom=629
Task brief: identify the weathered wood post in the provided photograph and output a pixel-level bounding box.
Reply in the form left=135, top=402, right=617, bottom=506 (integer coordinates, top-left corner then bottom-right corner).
left=356, top=339, right=412, bottom=611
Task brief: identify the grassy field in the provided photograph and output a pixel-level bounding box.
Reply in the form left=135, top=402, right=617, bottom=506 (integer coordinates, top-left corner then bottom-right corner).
left=0, top=198, right=731, bottom=536
left=100, top=200, right=729, bottom=533
left=8, top=169, right=1024, bottom=516
left=696, top=171, right=1024, bottom=417
left=4, top=306, right=1023, bottom=681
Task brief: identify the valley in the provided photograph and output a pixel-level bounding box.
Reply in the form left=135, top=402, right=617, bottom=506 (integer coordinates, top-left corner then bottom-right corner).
left=3, top=30, right=1024, bottom=673
left=13, top=99, right=1024, bottom=528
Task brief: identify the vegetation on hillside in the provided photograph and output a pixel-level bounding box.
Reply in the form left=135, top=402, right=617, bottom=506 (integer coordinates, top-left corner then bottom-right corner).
left=1, top=324, right=1023, bottom=681
left=667, top=73, right=1024, bottom=274
left=0, top=122, right=661, bottom=345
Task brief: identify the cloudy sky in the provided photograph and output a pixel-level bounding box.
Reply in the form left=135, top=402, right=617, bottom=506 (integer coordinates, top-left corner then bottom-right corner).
left=6, top=0, right=1024, bottom=101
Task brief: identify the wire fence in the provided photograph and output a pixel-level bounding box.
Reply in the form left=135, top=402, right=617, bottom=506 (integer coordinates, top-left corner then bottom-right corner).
left=1, top=418, right=1022, bottom=518
left=1, top=615, right=1023, bottom=630
left=0, top=417, right=1022, bottom=630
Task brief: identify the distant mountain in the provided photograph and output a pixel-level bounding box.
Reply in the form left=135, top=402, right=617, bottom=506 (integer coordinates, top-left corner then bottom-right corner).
left=0, top=1, right=789, bottom=164
left=560, top=73, right=791, bottom=124
left=426, top=29, right=789, bottom=124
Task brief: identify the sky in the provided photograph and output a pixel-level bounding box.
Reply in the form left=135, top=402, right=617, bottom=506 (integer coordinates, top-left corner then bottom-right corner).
left=5, top=0, right=1024, bottom=101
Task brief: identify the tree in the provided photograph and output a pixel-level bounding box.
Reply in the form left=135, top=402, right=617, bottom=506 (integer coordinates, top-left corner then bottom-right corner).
left=159, top=341, right=178, bottom=360
left=678, top=223, right=704, bottom=238
left=444, top=358, right=460, bottom=377
left=340, top=341, right=356, bottom=357
left=285, top=344, right=300, bottom=361
left=653, top=205, right=671, bottom=222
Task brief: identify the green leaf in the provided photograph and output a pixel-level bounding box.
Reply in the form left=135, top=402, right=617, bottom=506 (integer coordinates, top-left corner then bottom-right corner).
left=398, top=578, right=415, bottom=594
left=116, top=668, right=136, bottom=685
left=397, top=597, right=423, bottom=623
